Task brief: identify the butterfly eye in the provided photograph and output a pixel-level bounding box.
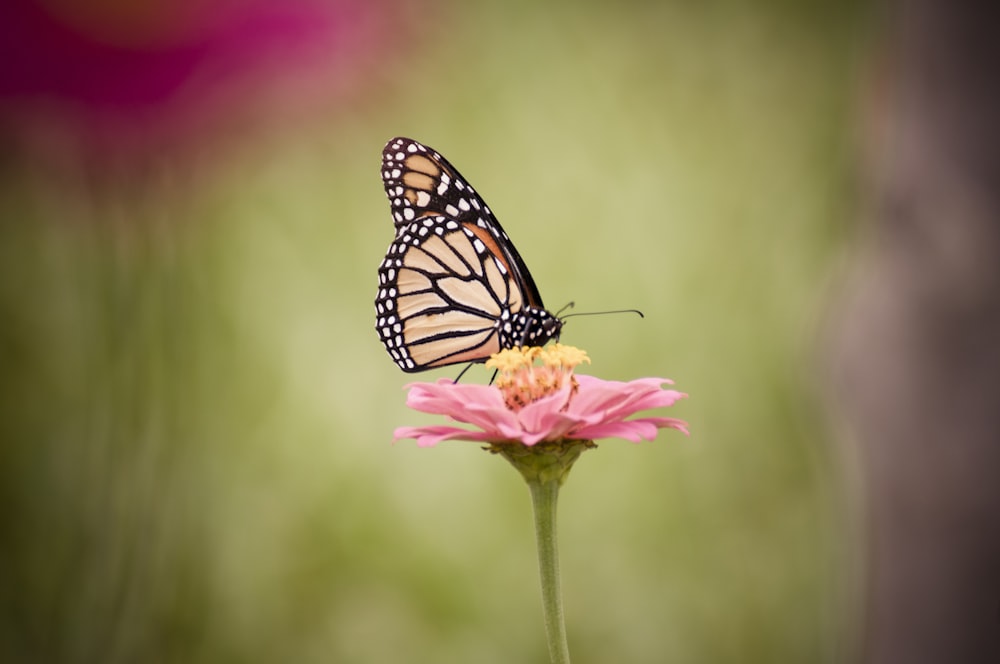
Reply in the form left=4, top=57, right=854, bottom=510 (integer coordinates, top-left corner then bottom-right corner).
left=375, top=137, right=562, bottom=372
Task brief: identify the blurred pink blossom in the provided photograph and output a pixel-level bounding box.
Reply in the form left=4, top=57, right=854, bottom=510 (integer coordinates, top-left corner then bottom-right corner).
left=0, top=0, right=403, bottom=159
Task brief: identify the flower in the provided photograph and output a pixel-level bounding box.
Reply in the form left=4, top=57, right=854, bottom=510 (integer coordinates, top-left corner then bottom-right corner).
left=0, top=0, right=402, bottom=164
left=393, top=344, right=689, bottom=448
left=391, top=345, right=690, bottom=658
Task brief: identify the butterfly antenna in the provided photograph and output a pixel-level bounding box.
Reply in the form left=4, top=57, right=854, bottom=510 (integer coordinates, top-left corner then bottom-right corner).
left=554, top=301, right=576, bottom=317
left=560, top=308, right=644, bottom=320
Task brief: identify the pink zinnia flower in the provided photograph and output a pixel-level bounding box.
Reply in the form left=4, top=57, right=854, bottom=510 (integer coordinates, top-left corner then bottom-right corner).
left=390, top=344, right=689, bottom=661
left=393, top=345, right=689, bottom=448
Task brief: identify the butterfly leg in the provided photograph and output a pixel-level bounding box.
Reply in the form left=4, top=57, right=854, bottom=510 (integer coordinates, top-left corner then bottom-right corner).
left=453, top=362, right=476, bottom=384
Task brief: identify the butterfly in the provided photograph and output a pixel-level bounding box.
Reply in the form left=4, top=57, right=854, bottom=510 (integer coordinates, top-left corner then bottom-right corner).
left=375, top=137, right=563, bottom=372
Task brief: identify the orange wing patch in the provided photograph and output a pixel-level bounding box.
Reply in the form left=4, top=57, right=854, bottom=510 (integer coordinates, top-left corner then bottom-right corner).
left=403, top=153, right=441, bottom=176
left=465, top=223, right=512, bottom=274
left=401, top=154, right=444, bottom=193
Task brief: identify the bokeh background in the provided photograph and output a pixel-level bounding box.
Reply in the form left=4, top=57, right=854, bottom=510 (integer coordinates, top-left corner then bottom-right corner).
left=2, top=0, right=873, bottom=662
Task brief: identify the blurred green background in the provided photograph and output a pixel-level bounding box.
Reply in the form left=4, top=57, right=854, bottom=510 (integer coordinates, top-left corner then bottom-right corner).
left=1, top=1, right=867, bottom=662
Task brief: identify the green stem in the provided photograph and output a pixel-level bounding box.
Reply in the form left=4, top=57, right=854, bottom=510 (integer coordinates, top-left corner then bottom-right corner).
left=528, top=476, right=571, bottom=664
left=490, top=440, right=591, bottom=663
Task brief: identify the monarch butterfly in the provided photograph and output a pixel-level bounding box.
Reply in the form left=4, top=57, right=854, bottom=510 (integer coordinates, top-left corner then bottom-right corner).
left=375, top=137, right=562, bottom=372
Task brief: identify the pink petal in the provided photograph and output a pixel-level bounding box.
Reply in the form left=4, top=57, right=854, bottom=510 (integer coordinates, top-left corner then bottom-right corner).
left=519, top=431, right=548, bottom=446
left=572, top=416, right=689, bottom=443
left=540, top=412, right=586, bottom=442
left=572, top=420, right=660, bottom=442
left=570, top=375, right=659, bottom=414
left=404, top=379, right=498, bottom=413
left=392, top=425, right=498, bottom=447
left=515, top=386, right=574, bottom=436
left=404, top=380, right=520, bottom=432
left=570, top=375, right=687, bottom=423
left=651, top=417, right=691, bottom=437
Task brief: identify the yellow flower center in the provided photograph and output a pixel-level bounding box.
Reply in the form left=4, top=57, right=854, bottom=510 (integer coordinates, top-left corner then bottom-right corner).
left=486, top=344, right=590, bottom=411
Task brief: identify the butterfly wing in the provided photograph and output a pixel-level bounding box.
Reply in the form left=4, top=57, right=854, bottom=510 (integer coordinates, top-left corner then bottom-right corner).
left=376, top=215, right=526, bottom=371
left=380, top=137, right=545, bottom=309
left=376, top=137, right=559, bottom=372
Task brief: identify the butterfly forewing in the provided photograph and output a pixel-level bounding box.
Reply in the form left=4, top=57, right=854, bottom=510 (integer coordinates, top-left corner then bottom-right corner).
left=381, top=138, right=544, bottom=307
left=376, top=137, right=562, bottom=372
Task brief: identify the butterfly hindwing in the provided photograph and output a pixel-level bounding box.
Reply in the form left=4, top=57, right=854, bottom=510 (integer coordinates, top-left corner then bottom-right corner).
left=377, top=216, right=515, bottom=371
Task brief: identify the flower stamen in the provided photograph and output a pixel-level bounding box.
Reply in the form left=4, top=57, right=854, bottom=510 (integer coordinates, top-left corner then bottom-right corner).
left=486, top=344, right=590, bottom=412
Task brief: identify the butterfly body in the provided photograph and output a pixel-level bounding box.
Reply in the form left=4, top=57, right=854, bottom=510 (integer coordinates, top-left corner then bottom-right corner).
left=376, top=137, right=562, bottom=372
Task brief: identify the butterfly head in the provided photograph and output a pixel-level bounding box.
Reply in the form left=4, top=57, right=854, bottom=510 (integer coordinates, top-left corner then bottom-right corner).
left=516, top=307, right=564, bottom=348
